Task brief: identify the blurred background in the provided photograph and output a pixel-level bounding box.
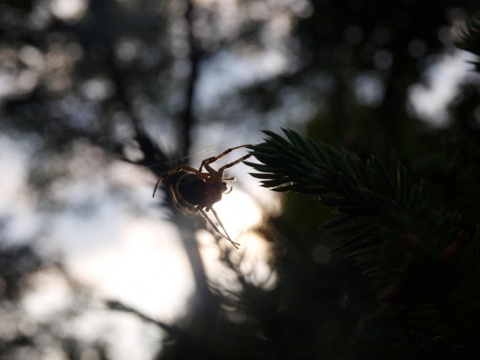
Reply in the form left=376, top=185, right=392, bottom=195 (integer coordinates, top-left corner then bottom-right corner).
left=1, top=0, right=479, bottom=359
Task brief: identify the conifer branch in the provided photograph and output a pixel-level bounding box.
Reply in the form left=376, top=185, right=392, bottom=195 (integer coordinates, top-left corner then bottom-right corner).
left=246, top=128, right=397, bottom=216
left=246, top=129, right=462, bottom=286
left=455, top=14, right=480, bottom=71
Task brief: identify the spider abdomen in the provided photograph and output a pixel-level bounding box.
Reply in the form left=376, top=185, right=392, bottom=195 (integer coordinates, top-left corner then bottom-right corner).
left=177, top=173, right=226, bottom=207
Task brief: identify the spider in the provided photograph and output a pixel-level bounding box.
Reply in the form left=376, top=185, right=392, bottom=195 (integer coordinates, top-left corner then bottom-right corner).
left=152, top=145, right=252, bottom=248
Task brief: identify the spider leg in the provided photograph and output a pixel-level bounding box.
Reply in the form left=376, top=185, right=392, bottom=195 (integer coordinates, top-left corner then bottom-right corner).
left=152, top=165, right=209, bottom=197
left=200, top=208, right=240, bottom=248
left=152, top=173, right=168, bottom=198
left=199, top=145, right=251, bottom=174
left=217, top=154, right=252, bottom=177
left=209, top=208, right=240, bottom=248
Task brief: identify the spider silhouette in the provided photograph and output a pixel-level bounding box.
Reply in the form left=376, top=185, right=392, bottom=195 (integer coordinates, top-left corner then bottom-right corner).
left=152, top=145, right=251, bottom=248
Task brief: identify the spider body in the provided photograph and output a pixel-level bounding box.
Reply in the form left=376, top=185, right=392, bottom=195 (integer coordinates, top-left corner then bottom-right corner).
left=176, top=173, right=227, bottom=209
left=153, top=145, right=251, bottom=248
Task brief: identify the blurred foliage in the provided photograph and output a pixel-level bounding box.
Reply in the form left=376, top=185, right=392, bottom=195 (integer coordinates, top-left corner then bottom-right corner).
left=0, top=241, right=107, bottom=359
left=1, top=0, right=480, bottom=359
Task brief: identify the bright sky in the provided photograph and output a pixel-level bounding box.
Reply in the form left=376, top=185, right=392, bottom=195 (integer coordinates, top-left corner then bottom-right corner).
left=410, top=50, right=478, bottom=126
left=0, top=133, right=269, bottom=359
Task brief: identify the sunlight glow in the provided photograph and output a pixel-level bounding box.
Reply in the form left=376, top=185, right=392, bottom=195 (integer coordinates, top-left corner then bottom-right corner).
left=22, top=269, right=72, bottom=320
left=50, top=0, right=88, bottom=22
left=410, top=50, right=477, bottom=126
left=197, top=188, right=277, bottom=291
left=214, top=188, right=263, bottom=240
left=68, top=219, right=194, bottom=319
left=236, top=232, right=277, bottom=289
